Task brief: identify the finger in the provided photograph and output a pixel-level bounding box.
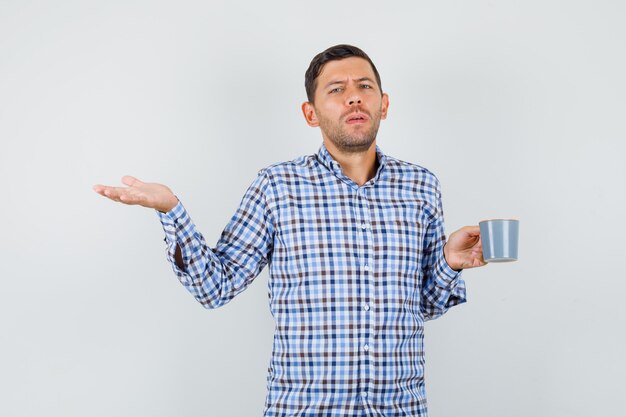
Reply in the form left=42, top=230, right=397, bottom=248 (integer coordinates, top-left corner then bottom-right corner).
left=466, top=257, right=488, bottom=268
left=462, top=225, right=481, bottom=236
left=118, top=192, right=147, bottom=205
left=470, top=248, right=483, bottom=257
left=102, top=187, right=144, bottom=205
left=93, top=185, right=123, bottom=198
left=100, top=186, right=129, bottom=199
left=96, top=188, right=122, bottom=203
left=122, top=175, right=144, bottom=187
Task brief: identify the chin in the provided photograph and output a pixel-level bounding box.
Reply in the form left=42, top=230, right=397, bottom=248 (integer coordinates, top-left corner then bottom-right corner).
left=335, top=138, right=376, bottom=153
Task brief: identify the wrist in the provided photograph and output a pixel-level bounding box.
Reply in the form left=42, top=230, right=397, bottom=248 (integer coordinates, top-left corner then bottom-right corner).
left=443, top=244, right=462, bottom=272
left=157, top=195, right=179, bottom=213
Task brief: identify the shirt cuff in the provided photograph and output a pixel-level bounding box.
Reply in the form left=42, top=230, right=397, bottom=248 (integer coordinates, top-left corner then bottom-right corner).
left=434, top=248, right=462, bottom=288
left=155, top=200, right=189, bottom=243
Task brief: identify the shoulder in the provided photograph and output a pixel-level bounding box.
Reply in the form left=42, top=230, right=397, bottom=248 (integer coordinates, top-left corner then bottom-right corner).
left=259, top=154, right=316, bottom=173
left=255, top=153, right=319, bottom=182
left=382, top=154, right=442, bottom=191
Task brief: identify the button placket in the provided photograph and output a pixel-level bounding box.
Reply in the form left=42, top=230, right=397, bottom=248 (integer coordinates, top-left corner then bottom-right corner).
left=356, top=186, right=375, bottom=403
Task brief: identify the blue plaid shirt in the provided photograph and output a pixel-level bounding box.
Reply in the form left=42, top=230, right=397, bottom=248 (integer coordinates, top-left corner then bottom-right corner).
left=157, top=143, right=466, bottom=417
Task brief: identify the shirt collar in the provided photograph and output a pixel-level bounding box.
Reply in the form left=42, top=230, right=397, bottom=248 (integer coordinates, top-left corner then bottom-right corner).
left=316, top=142, right=388, bottom=187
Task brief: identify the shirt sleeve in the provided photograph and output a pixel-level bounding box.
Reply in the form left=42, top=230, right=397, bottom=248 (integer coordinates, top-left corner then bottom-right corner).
left=155, top=170, right=275, bottom=309
left=419, top=180, right=467, bottom=321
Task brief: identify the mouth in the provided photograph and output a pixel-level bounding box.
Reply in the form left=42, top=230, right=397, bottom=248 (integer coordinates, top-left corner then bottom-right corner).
left=345, top=113, right=369, bottom=124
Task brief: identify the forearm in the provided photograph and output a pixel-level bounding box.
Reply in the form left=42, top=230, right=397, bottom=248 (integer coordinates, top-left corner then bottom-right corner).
left=158, top=202, right=233, bottom=308
left=156, top=187, right=273, bottom=310
left=419, top=188, right=467, bottom=320
left=420, top=248, right=467, bottom=321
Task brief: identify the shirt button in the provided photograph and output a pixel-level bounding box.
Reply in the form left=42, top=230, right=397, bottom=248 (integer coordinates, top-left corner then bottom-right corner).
left=363, top=265, right=369, bottom=271
left=364, top=304, right=370, bottom=311
left=364, top=344, right=369, bottom=352
left=361, top=392, right=368, bottom=399
left=361, top=222, right=367, bottom=230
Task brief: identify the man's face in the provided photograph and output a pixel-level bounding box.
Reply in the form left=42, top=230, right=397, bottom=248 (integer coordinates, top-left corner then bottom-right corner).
left=302, top=57, right=389, bottom=153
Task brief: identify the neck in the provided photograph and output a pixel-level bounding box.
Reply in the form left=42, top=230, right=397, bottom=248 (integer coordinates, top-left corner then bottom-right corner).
left=323, top=139, right=379, bottom=186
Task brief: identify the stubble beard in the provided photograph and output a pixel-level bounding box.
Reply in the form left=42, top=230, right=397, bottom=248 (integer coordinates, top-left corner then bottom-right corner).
left=317, top=108, right=382, bottom=154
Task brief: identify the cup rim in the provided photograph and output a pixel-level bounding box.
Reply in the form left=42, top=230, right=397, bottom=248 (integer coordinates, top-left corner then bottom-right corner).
left=479, top=218, right=519, bottom=224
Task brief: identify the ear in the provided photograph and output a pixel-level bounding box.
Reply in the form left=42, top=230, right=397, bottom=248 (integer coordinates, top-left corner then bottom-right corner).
left=301, top=101, right=320, bottom=127
left=380, top=93, right=390, bottom=120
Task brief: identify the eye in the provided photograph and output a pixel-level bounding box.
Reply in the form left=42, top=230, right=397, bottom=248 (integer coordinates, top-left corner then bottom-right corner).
left=360, top=84, right=373, bottom=89
left=329, top=87, right=343, bottom=94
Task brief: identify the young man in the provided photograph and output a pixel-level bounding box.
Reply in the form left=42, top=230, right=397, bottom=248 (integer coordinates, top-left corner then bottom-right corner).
left=94, top=44, right=486, bottom=417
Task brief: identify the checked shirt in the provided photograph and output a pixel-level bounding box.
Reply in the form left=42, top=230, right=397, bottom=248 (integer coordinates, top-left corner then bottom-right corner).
left=157, top=143, right=467, bottom=417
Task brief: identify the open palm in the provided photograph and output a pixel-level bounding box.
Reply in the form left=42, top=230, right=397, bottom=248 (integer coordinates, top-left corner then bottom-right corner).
left=93, top=176, right=178, bottom=213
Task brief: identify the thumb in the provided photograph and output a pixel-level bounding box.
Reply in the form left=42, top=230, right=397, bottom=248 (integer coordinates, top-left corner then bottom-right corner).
left=121, top=175, right=144, bottom=187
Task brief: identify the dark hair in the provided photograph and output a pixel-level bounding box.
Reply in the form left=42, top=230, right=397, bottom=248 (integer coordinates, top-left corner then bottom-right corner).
left=305, top=44, right=382, bottom=103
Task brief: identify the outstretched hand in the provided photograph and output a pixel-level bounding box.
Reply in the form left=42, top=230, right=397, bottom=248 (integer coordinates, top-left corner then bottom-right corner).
left=93, top=176, right=179, bottom=213
left=443, top=226, right=487, bottom=271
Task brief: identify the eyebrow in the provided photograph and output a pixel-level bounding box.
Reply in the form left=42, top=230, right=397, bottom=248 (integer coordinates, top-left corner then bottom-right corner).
left=323, top=77, right=376, bottom=89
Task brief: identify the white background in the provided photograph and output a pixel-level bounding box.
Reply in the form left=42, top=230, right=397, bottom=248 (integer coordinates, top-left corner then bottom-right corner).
left=1, top=1, right=625, bottom=416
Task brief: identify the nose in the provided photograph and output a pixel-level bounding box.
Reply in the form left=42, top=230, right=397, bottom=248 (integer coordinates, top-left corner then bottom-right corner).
left=347, top=96, right=362, bottom=106
left=346, top=86, right=362, bottom=106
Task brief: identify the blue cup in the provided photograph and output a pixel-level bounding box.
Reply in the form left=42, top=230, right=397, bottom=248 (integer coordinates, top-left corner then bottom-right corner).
left=479, top=219, right=519, bottom=263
